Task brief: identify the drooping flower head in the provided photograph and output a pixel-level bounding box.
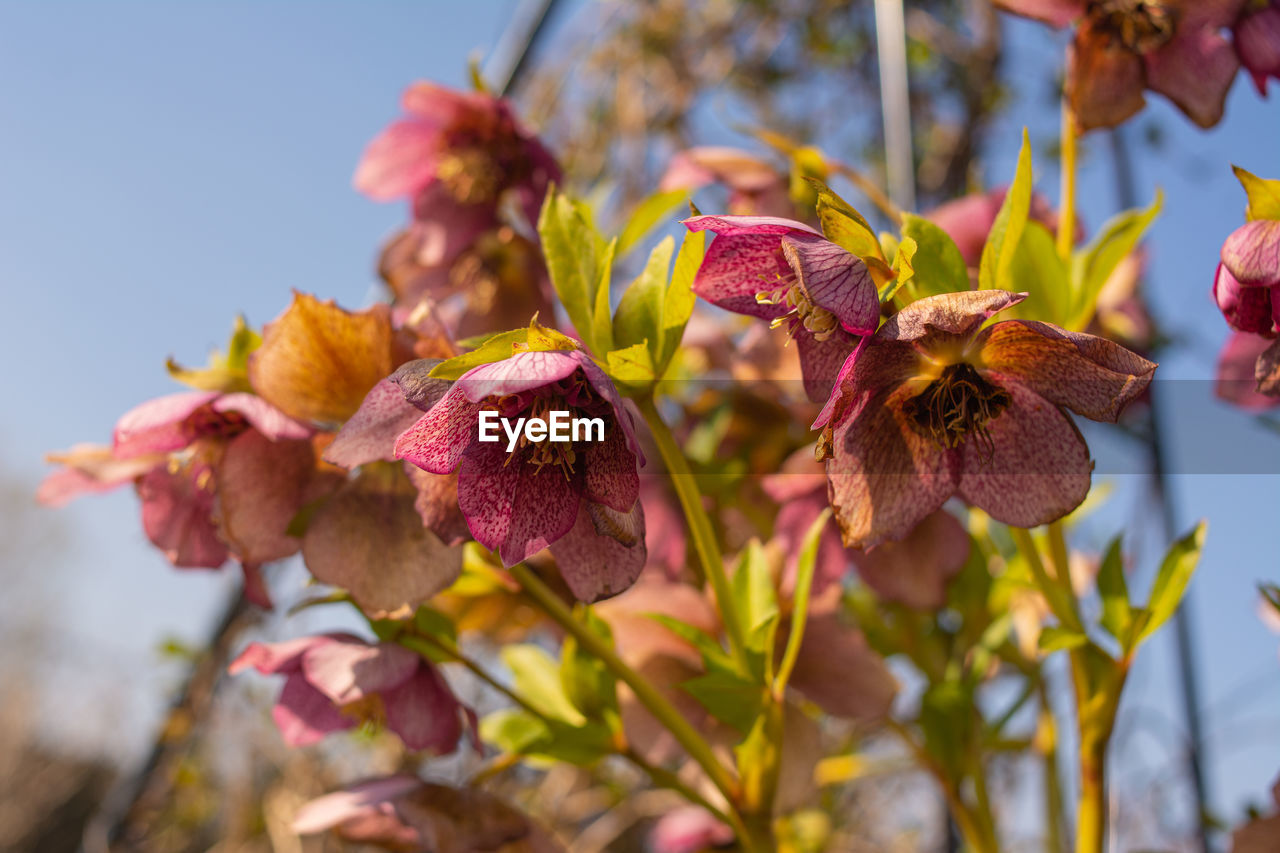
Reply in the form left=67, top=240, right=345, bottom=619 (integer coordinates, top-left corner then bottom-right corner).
left=1213, top=213, right=1280, bottom=399
left=826, top=290, right=1156, bottom=548
left=996, top=0, right=1244, bottom=131
left=230, top=633, right=472, bottom=753
left=683, top=214, right=879, bottom=403
left=395, top=348, right=647, bottom=602
left=1235, top=1, right=1280, bottom=95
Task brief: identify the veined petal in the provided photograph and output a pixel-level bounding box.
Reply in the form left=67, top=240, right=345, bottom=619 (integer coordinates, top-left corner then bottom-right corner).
left=113, top=390, right=219, bottom=458
left=497, top=463, right=582, bottom=566
left=300, top=639, right=419, bottom=704
left=213, top=393, right=312, bottom=441
left=1144, top=26, right=1240, bottom=129
left=404, top=465, right=470, bottom=546
left=454, top=349, right=583, bottom=402
left=456, top=439, right=519, bottom=552
left=851, top=510, right=970, bottom=610
left=382, top=665, right=465, bottom=753
left=272, top=674, right=356, bottom=746
left=688, top=231, right=792, bottom=319
left=780, top=235, right=879, bottom=333
left=394, top=386, right=482, bottom=475
left=976, top=320, right=1156, bottom=422
left=827, top=383, right=959, bottom=549
left=683, top=214, right=820, bottom=236
left=550, top=502, right=647, bottom=602
left=956, top=379, right=1092, bottom=527
left=879, top=290, right=1026, bottom=344
left=796, top=329, right=858, bottom=405
left=328, top=378, right=434, bottom=468
left=1067, top=24, right=1147, bottom=132
left=1222, top=220, right=1280, bottom=287
left=582, top=425, right=640, bottom=512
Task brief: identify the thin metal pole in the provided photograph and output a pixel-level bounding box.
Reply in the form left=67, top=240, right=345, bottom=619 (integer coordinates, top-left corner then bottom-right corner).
left=1109, top=125, right=1212, bottom=853
left=874, top=0, right=916, bottom=213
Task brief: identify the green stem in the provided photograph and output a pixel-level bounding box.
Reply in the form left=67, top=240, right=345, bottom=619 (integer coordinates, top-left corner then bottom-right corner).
left=1057, top=98, right=1078, bottom=263
left=508, top=563, right=743, bottom=807
left=1011, top=527, right=1081, bottom=634
left=887, top=718, right=998, bottom=853
left=635, top=395, right=750, bottom=674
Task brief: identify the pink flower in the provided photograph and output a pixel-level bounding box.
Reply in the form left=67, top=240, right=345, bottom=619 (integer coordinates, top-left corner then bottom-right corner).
left=1214, top=217, right=1280, bottom=401
left=683, top=214, right=879, bottom=403
left=996, top=0, right=1244, bottom=131
left=649, top=806, right=734, bottom=853
left=925, top=188, right=1064, bottom=268
left=1216, top=331, right=1280, bottom=409
left=660, top=146, right=793, bottom=217
left=826, top=290, right=1155, bottom=548
left=230, top=634, right=470, bottom=752
left=354, top=82, right=560, bottom=231
left=1235, top=1, right=1280, bottom=95
left=394, top=349, right=647, bottom=602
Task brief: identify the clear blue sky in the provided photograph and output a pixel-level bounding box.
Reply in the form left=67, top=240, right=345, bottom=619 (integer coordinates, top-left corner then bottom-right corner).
left=0, top=0, right=1275, bottom=834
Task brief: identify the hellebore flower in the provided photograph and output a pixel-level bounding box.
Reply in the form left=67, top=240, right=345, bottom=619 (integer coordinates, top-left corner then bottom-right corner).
left=660, top=146, right=793, bottom=217
left=1214, top=218, right=1280, bottom=400
left=826, top=290, right=1156, bottom=548
left=1235, top=1, right=1280, bottom=95
left=684, top=214, right=879, bottom=403
left=395, top=349, right=647, bottom=602
left=230, top=634, right=471, bottom=753
left=1217, top=332, right=1280, bottom=408
left=996, top=0, right=1244, bottom=130
left=292, top=776, right=564, bottom=853
left=354, top=82, right=560, bottom=231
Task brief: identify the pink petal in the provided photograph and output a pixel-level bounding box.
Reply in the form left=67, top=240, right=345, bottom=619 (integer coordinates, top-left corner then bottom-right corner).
left=292, top=775, right=423, bottom=835
left=382, top=665, right=465, bottom=753
left=975, top=319, right=1156, bottom=422
left=454, top=349, right=583, bottom=403
left=229, top=635, right=333, bottom=676
left=991, top=0, right=1084, bottom=27
left=852, top=510, right=970, bottom=609
left=956, top=378, right=1092, bottom=527
left=217, top=431, right=317, bottom=564
left=1221, top=220, right=1280, bottom=287
left=37, top=444, right=161, bottom=507
left=687, top=231, right=795, bottom=319
left=401, top=81, right=485, bottom=123
left=328, top=378, right=434, bottom=468
left=212, top=393, right=312, bottom=441
left=650, top=806, right=734, bottom=853
left=1235, top=5, right=1280, bottom=95
left=404, top=465, right=470, bottom=546
left=826, top=383, right=958, bottom=549
left=240, top=562, right=273, bottom=609
left=1067, top=24, right=1147, bottom=132
left=1174, top=0, right=1248, bottom=32
left=456, top=439, right=519, bottom=554
left=582, top=425, right=640, bottom=512
left=784, top=602, right=898, bottom=721
left=1144, top=26, right=1240, bottom=129
left=1215, top=332, right=1280, bottom=410
left=272, top=673, right=356, bottom=746
left=1214, top=262, right=1277, bottom=334
left=880, top=289, right=1026, bottom=344
left=1258, top=336, right=1280, bottom=397
left=394, top=386, right=482, bottom=475
left=781, top=234, right=878, bottom=334
left=300, top=638, right=419, bottom=704
left=497, top=463, right=582, bottom=566
left=113, top=390, right=219, bottom=458
left=137, top=463, right=228, bottom=568
left=353, top=119, right=442, bottom=201
left=683, top=214, right=820, bottom=236
left=575, top=354, right=645, bottom=462
left=796, top=328, right=859, bottom=404
left=660, top=147, right=780, bottom=194
left=550, top=502, right=647, bottom=602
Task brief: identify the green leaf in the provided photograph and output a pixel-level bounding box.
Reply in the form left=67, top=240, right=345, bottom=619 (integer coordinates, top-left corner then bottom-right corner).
left=617, top=189, right=688, bottom=256
left=1038, top=625, right=1089, bottom=654
left=681, top=669, right=764, bottom=734
left=731, top=539, right=780, bottom=656
left=479, top=709, right=613, bottom=765
left=1233, top=165, right=1280, bottom=221
left=560, top=607, right=619, bottom=724
left=166, top=315, right=259, bottom=393
left=919, top=681, right=972, bottom=779
left=538, top=189, right=607, bottom=352
left=900, top=214, right=970, bottom=298
left=979, top=128, right=1033, bottom=292
left=774, top=509, right=830, bottom=697
left=647, top=613, right=737, bottom=674
left=614, top=236, right=675, bottom=357
left=604, top=342, right=656, bottom=392
left=430, top=320, right=577, bottom=380
left=656, top=229, right=704, bottom=374
left=413, top=606, right=458, bottom=645
left=1137, top=521, right=1208, bottom=646
left=880, top=235, right=916, bottom=302
left=592, top=238, right=618, bottom=354
left=1096, top=536, right=1131, bottom=645
left=1068, top=191, right=1162, bottom=330
left=501, top=644, right=585, bottom=725
left=1008, top=221, right=1070, bottom=325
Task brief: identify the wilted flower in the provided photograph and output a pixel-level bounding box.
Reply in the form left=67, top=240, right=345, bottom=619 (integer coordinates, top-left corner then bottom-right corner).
left=826, top=290, right=1155, bottom=548
left=996, top=0, right=1243, bottom=130
left=1235, top=1, right=1280, bottom=95
left=292, top=775, right=563, bottom=852
left=230, top=633, right=471, bottom=752
left=395, top=348, right=647, bottom=602
left=661, top=146, right=793, bottom=217
left=684, top=214, right=879, bottom=403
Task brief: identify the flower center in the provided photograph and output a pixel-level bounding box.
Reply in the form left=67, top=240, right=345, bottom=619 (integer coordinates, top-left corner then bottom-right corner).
left=1089, top=0, right=1177, bottom=53
left=486, top=383, right=608, bottom=480
left=902, top=362, right=1012, bottom=455
left=436, top=148, right=503, bottom=205
left=756, top=274, right=840, bottom=342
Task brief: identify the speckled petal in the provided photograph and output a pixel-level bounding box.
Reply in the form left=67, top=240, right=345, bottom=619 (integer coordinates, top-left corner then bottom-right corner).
left=550, top=502, right=647, bottom=602
left=1144, top=25, right=1240, bottom=129
left=456, top=439, right=519, bottom=553
left=497, top=462, right=582, bottom=566
left=583, top=425, right=640, bottom=512
left=394, top=386, right=483, bottom=475
left=879, top=290, right=1026, bottom=345
left=781, top=235, right=878, bottom=333
left=328, top=378, right=435, bottom=468
left=956, top=379, right=1092, bottom=527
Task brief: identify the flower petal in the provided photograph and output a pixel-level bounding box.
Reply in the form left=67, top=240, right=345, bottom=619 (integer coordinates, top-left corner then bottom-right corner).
left=404, top=465, right=470, bottom=545
left=248, top=292, right=396, bottom=425
left=796, top=328, right=859, bottom=404
left=1221, top=220, right=1280, bottom=288
left=217, top=431, right=323, bottom=564
left=1144, top=26, right=1239, bottom=129
left=827, top=383, right=959, bottom=549
left=1258, top=336, right=1280, bottom=397
left=212, top=393, right=312, bottom=441
left=683, top=214, right=820, bottom=236
left=456, top=438, right=519, bottom=553
left=229, top=635, right=334, bottom=676
left=879, top=289, right=1026, bottom=344
left=1215, top=332, right=1280, bottom=410
left=292, top=776, right=423, bottom=836
left=550, top=502, right=647, bottom=602
left=1214, top=262, right=1277, bottom=334
left=780, top=235, right=879, bottom=333
left=353, top=118, right=442, bottom=201
left=956, top=379, right=1092, bottom=527
left=783, top=597, right=897, bottom=721
left=497, top=463, right=582, bottom=566
left=38, top=444, right=161, bottom=507
left=1235, top=4, right=1280, bottom=96
left=394, top=385, right=482, bottom=475
left=113, top=390, right=219, bottom=458
left=976, top=319, right=1156, bottom=422
left=454, top=349, right=583, bottom=402
left=137, top=462, right=228, bottom=568
left=272, top=673, right=356, bottom=746
left=686, top=231, right=793, bottom=319
left=301, top=467, right=462, bottom=618
left=851, top=510, right=970, bottom=610
left=1067, top=23, right=1147, bottom=132
left=382, top=665, right=465, bottom=753
left=991, top=0, right=1084, bottom=27
left=327, top=377, right=435, bottom=468
left=301, top=638, right=419, bottom=704
left=582, top=424, right=640, bottom=512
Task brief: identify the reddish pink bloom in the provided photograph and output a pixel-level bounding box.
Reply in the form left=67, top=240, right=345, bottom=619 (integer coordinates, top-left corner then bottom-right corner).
left=684, top=214, right=879, bottom=403
left=660, top=146, right=793, bottom=217
left=1235, top=1, right=1280, bottom=95
left=1213, top=217, right=1280, bottom=402
left=826, top=290, right=1155, bottom=548
left=1216, top=331, right=1280, bottom=409
left=649, top=806, right=734, bottom=853
left=230, top=634, right=470, bottom=752
left=395, top=349, right=647, bottom=602
left=996, top=0, right=1244, bottom=130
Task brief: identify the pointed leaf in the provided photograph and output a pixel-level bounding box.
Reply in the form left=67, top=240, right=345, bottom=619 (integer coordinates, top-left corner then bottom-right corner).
left=1096, top=535, right=1131, bottom=645
left=1137, top=521, right=1207, bottom=646
left=501, top=644, right=585, bottom=725
left=900, top=214, right=970, bottom=298
left=617, top=189, right=688, bottom=255
left=1069, top=191, right=1162, bottom=330
left=656, top=229, right=704, bottom=374
left=1234, top=165, right=1280, bottom=221
left=614, top=236, right=675, bottom=355
left=979, top=129, right=1033, bottom=292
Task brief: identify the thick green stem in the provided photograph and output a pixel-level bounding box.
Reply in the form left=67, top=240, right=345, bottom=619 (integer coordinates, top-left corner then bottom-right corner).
left=1075, top=736, right=1106, bottom=853
left=635, top=395, right=751, bottom=674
